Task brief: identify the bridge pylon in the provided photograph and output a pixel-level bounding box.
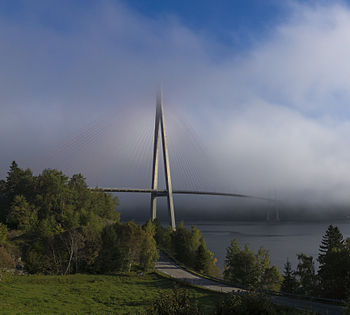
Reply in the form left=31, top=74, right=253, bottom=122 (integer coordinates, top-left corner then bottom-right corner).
left=150, top=90, right=176, bottom=231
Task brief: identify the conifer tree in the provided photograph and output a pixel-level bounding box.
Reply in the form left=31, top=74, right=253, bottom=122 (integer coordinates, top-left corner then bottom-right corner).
left=318, top=225, right=344, bottom=265
left=318, top=225, right=350, bottom=299
left=281, top=259, right=298, bottom=293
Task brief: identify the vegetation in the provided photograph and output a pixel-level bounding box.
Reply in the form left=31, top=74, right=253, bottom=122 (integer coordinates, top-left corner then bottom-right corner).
left=281, top=259, right=298, bottom=294
left=317, top=224, right=350, bottom=299
left=279, top=224, right=350, bottom=300
left=223, top=225, right=350, bottom=301
left=1, top=161, right=348, bottom=312
left=154, top=219, right=221, bottom=277
left=214, top=291, right=310, bottom=315
left=0, top=272, right=221, bottom=314
left=0, top=162, right=161, bottom=274
left=223, top=239, right=282, bottom=291
left=146, top=287, right=202, bottom=315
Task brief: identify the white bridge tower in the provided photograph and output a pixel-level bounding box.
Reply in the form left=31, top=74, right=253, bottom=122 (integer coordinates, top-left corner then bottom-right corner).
left=150, top=91, right=176, bottom=231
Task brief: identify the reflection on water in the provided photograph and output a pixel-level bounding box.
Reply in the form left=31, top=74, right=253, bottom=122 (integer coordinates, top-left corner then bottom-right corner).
left=184, top=221, right=350, bottom=271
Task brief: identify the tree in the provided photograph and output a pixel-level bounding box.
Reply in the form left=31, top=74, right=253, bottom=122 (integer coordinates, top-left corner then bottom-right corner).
left=195, top=244, right=210, bottom=273
left=0, top=222, right=7, bottom=245
left=262, top=266, right=283, bottom=291
left=224, top=240, right=260, bottom=288
left=153, top=219, right=172, bottom=251
left=295, top=253, right=316, bottom=295
left=224, top=239, right=281, bottom=290
left=318, top=225, right=350, bottom=299
left=7, top=195, right=38, bottom=231
left=140, top=220, right=159, bottom=271
left=281, top=259, right=298, bottom=294
left=172, top=221, right=193, bottom=266
left=0, top=161, right=34, bottom=223
left=0, top=163, right=121, bottom=275
left=171, top=222, right=220, bottom=276
left=319, top=225, right=344, bottom=265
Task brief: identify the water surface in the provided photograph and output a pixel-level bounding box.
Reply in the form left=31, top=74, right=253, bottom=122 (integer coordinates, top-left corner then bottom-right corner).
left=184, top=221, right=350, bottom=271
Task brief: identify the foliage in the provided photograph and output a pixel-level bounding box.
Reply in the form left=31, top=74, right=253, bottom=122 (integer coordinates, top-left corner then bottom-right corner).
left=224, top=239, right=282, bottom=290
left=140, top=220, right=159, bottom=271
left=0, top=246, right=16, bottom=269
left=97, top=220, right=159, bottom=273
left=261, top=265, right=283, bottom=291
left=224, top=240, right=259, bottom=288
left=295, top=253, right=316, bottom=296
left=0, top=273, right=221, bottom=314
left=0, top=161, right=35, bottom=224
left=281, top=259, right=298, bottom=294
left=146, top=287, right=202, bottom=315
left=317, top=224, right=350, bottom=299
left=215, top=291, right=274, bottom=315
left=0, top=162, right=120, bottom=275
left=319, top=224, right=344, bottom=263
left=0, top=222, right=7, bottom=245
left=7, top=195, right=38, bottom=232
left=215, top=291, right=312, bottom=315
left=154, top=219, right=220, bottom=277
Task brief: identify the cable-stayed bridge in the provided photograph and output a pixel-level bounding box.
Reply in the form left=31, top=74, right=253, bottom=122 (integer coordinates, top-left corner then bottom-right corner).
left=96, top=91, right=273, bottom=231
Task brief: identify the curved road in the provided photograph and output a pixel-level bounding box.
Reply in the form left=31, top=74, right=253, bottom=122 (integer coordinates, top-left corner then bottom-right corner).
left=156, top=253, right=343, bottom=315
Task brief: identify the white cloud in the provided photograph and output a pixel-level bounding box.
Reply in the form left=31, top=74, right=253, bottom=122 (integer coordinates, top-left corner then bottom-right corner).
left=2, top=1, right=350, bottom=210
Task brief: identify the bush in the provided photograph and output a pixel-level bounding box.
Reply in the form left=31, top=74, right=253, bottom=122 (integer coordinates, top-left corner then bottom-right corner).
left=146, top=287, right=202, bottom=315
left=0, top=222, right=7, bottom=245
left=215, top=292, right=275, bottom=315
left=0, top=247, right=16, bottom=269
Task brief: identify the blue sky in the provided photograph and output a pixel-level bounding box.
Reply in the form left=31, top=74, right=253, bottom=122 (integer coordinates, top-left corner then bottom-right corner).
left=1, top=0, right=350, bottom=211
left=0, top=0, right=295, bottom=54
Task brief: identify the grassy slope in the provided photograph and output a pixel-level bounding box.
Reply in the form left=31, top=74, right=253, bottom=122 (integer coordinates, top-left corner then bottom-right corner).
left=0, top=272, right=222, bottom=314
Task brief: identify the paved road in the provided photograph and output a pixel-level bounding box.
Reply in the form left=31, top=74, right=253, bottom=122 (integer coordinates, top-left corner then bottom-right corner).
left=156, top=254, right=344, bottom=315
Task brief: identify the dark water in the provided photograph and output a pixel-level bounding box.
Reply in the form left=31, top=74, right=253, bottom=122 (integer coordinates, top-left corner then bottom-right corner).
left=184, top=221, right=350, bottom=272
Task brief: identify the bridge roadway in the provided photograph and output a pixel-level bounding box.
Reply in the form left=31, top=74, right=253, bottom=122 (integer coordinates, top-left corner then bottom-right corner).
left=97, top=188, right=272, bottom=201
left=156, top=253, right=343, bottom=315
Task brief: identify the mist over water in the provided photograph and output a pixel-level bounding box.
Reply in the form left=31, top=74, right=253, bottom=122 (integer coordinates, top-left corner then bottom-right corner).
left=3, top=1, right=350, bottom=215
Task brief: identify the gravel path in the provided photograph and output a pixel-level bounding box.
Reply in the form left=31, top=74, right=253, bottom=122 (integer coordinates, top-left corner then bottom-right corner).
left=156, top=253, right=343, bottom=315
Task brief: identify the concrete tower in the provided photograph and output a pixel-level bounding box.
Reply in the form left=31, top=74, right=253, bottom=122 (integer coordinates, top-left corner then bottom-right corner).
left=150, top=91, right=176, bottom=231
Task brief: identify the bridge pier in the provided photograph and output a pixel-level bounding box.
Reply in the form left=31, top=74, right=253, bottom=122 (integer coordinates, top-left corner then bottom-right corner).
left=150, top=90, right=176, bottom=231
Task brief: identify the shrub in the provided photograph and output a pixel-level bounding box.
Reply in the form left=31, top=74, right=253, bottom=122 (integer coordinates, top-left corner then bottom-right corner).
left=0, top=222, right=7, bottom=245
left=146, top=287, right=202, bottom=315
left=215, top=292, right=274, bottom=315
left=0, top=247, right=16, bottom=269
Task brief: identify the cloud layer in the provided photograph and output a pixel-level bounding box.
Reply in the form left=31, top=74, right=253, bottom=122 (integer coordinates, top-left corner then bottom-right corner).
left=2, top=1, right=350, bottom=218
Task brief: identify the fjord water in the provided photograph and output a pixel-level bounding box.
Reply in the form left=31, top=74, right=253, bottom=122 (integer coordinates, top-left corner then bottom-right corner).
left=184, top=221, right=350, bottom=271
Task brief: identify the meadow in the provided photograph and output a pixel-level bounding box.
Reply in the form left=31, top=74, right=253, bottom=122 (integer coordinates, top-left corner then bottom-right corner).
left=0, top=272, right=222, bottom=314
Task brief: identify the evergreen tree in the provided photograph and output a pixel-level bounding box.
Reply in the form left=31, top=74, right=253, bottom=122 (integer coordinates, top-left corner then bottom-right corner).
left=281, top=259, right=298, bottom=293
left=195, top=243, right=210, bottom=273
left=0, top=161, right=34, bottom=223
left=319, top=225, right=344, bottom=265
left=318, top=225, right=350, bottom=299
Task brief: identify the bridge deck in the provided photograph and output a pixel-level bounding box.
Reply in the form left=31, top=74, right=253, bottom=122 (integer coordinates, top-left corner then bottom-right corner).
left=92, top=187, right=272, bottom=201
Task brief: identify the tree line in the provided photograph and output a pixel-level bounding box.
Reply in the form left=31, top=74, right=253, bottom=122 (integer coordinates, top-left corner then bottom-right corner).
left=223, top=224, right=350, bottom=300
left=281, top=224, right=350, bottom=300
left=0, top=162, right=219, bottom=276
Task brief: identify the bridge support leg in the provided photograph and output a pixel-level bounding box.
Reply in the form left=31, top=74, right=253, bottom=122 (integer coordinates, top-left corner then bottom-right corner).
left=150, top=193, right=157, bottom=221
left=150, top=90, right=176, bottom=231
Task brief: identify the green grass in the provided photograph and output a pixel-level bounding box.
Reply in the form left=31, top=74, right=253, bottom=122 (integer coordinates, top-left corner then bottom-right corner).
left=0, top=272, right=223, bottom=314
